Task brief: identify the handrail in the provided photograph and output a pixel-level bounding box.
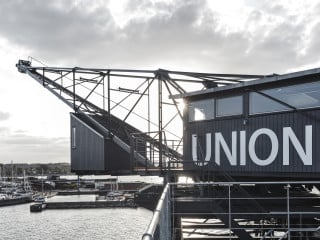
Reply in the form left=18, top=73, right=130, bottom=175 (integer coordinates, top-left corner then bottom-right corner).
left=142, top=182, right=320, bottom=239
left=170, top=181, right=320, bottom=185
left=142, top=183, right=170, bottom=240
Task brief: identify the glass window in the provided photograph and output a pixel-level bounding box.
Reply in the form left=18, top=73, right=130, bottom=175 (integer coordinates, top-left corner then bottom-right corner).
left=250, top=81, right=320, bottom=114
left=264, top=81, right=320, bottom=109
left=71, top=127, right=76, bottom=149
left=216, top=96, right=243, bottom=117
left=250, top=92, right=290, bottom=114
left=188, top=99, right=214, bottom=121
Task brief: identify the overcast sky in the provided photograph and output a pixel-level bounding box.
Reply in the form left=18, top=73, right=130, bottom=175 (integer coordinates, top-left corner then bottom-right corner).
left=0, top=0, right=320, bottom=164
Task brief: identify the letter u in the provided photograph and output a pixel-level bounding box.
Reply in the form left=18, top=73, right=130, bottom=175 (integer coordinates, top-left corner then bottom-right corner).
left=192, top=133, right=211, bottom=166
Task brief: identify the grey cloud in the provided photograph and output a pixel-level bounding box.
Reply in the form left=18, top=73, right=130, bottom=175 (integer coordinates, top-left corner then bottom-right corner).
left=242, top=21, right=306, bottom=73
left=0, top=134, right=69, bottom=163
left=0, top=111, right=10, bottom=121
left=0, top=0, right=319, bottom=74
left=0, top=127, right=9, bottom=134
left=0, top=0, right=118, bottom=62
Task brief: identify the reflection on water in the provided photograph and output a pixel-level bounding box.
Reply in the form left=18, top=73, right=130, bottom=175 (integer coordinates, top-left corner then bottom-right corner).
left=0, top=204, right=152, bottom=240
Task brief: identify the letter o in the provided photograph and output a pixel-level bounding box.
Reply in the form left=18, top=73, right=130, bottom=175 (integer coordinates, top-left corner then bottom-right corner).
left=248, top=128, right=278, bottom=166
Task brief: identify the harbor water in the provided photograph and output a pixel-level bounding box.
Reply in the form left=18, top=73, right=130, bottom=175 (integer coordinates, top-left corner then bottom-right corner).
left=0, top=203, right=152, bottom=239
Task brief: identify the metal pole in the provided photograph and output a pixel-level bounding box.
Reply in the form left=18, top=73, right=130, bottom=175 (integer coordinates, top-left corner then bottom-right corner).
left=229, top=184, right=231, bottom=240
left=147, top=78, right=150, bottom=134
left=158, top=79, right=163, bottom=171
left=11, top=160, right=13, bottom=186
left=41, top=168, right=44, bottom=196
left=107, top=71, right=111, bottom=137
left=299, top=213, right=302, bottom=240
left=130, top=135, right=134, bottom=171
left=73, top=69, right=76, bottom=111
left=102, top=75, right=105, bottom=110
left=287, top=184, right=290, bottom=240
left=23, top=169, right=26, bottom=191
left=77, top=175, right=80, bottom=193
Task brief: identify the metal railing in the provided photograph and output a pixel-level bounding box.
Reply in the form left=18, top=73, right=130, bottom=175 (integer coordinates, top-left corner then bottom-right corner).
left=142, top=183, right=171, bottom=240
left=142, top=181, right=320, bottom=240
left=130, top=131, right=183, bottom=172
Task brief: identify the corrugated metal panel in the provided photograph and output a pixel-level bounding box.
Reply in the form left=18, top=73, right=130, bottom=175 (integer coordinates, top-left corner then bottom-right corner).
left=70, top=113, right=133, bottom=174
left=105, top=138, right=131, bottom=172
left=184, top=109, right=320, bottom=177
left=70, top=114, right=105, bottom=171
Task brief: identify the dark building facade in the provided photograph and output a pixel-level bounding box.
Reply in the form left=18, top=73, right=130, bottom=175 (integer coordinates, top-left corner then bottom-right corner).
left=70, top=113, right=133, bottom=175
left=174, top=68, right=320, bottom=179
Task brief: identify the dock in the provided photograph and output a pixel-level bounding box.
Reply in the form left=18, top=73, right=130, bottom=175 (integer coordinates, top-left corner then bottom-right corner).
left=0, top=197, right=31, bottom=207
left=30, top=192, right=138, bottom=212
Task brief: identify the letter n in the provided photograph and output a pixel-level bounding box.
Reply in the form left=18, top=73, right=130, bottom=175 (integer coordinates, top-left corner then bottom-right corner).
left=215, top=132, right=237, bottom=166
left=283, top=125, right=312, bottom=165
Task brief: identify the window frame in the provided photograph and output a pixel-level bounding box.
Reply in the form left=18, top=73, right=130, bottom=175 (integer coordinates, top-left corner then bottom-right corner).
left=188, top=98, right=215, bottom=122
left=71, top=127, right=77, bottom=149
left=215, top=95, right=244, bottom=118
left=249, top=80, right=320, bottom=116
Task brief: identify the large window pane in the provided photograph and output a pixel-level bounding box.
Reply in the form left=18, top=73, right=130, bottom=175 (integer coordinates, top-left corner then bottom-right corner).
left=250, top=81, right=320, bottom=115
left=264, top=81, right=320, bottom=109
left=250, top=92, right=290, bottom=114
left=188, top=99, right=214, bottom=121
left=216, top=96, right=243, bottom=117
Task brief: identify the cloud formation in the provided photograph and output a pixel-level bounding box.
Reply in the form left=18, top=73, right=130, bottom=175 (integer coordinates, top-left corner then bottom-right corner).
left=1, top=0, right=320, bottom=164
left=0, top=111, right=10, bottom=121
left=0, top=0, right=319, bottom=73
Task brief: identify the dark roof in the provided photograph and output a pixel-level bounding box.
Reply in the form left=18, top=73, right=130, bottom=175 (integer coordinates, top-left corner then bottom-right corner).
left=171, top=67, right=320, bottom=99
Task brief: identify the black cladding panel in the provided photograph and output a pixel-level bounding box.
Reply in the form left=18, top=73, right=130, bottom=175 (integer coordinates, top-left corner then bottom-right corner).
left=70, top=113, right=132, bottom=174
left=70, top=114, right=105, bottom=171
left=184, top=108, right=320, bottom=177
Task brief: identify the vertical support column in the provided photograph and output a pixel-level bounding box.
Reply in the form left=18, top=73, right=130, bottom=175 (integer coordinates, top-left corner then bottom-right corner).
left=130, top=135, right=135, bottom=171
left=107, top=71, right=111, bottom=137
left=11, top=160, right=14, bottom=186
left=73, top=69, right=76, bottom=111
left=287, top=184, right=290, bottom=240
left=41, top=168, right=44, bottom=195
left=77, top=175, right=80, bottom=193
left=162, top=184, right=172, bottom=240
left=299, top=213, right=302, bottom=240
left=159, top=79, right=163, bottom=171
left=102, top=75, right=105, bottom=110
left=147, top=78, right=150, bottom=134
left=147, top=78, right=151, bottom=171
left=229, top=184, right=232, bottom=239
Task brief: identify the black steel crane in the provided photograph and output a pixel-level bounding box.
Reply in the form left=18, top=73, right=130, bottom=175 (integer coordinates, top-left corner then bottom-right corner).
left=16, top=59, right=262, bottom=176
